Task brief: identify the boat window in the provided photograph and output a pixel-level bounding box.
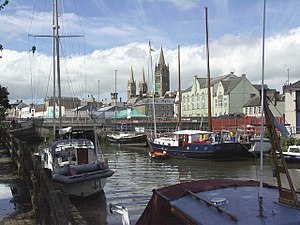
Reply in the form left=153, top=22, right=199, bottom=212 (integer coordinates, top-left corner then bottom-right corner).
left=290, top=147, right=300, bottom=153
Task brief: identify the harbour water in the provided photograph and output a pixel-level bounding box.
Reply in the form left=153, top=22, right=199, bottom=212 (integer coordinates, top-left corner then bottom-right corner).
left=71, top=143, right=300, bottom=225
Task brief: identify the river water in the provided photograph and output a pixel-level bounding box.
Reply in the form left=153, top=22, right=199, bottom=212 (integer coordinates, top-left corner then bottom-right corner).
left=71, top=143, right=300, bottom=225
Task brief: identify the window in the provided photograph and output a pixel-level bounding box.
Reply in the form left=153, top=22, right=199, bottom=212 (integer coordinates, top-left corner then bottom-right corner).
left=192, top=95, right=195, bottom=110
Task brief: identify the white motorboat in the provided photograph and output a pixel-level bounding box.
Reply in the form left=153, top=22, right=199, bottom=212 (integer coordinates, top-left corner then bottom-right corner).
left=280, top=145, right=300, bottom=163
left=40, top=137, right=114, bottom=197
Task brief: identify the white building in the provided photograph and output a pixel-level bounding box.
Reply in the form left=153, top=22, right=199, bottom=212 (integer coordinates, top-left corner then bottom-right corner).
left=182, top=72, right=259, bottom=117
left=284, top=80, right=300, bottom=137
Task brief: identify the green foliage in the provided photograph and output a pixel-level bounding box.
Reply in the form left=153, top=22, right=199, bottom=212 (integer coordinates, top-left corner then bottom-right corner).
left=0, top=85, right=9, bottom=109
left=263, top=129, right=269, bottom=139
left=0, top=106, right=6, bottom=121
left=281, top=136, right=300, bottom=150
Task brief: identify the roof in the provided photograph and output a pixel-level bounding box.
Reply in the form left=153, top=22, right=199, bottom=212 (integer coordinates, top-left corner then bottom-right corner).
left=222, top=77, right=242, bottom=94
left=173, top=130, right=213, bottom=135
left=243, top=96, right=261, bottom=107
left=112, top=108, right=148, bottom=119
left=284, top=80, right=300, bottom=91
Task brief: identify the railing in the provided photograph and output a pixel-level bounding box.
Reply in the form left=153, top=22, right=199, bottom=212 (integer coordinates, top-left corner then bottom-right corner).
left=0, top=127, right=86, bottom=225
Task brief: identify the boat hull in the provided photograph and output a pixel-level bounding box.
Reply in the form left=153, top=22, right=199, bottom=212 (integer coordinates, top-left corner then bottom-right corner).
left=136, top=179, right=300, bottom=225
left=148, top=141, right=252, bottom=160
left=56, top=177, right=108, bottom=197
left=107, top=133, right=148, bottom=147
left=52, top=166, right=114, bottom=197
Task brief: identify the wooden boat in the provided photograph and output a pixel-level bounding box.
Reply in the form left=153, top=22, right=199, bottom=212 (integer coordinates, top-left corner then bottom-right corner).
left=136, top=178, right=300, bottom=225
left=107, top=132, right=148, bottom=147
left=279, top=145, right=300, bottom=163
left=40, top=138, right=114, bottom=197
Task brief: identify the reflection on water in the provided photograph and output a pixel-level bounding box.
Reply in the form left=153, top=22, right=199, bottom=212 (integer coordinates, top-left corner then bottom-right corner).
left=71, top=143, right=300, bottom=225
left=0, top=184, right=15, bottom=220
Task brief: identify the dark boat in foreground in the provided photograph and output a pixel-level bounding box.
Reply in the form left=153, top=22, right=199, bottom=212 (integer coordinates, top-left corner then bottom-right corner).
left=136, top=179, right=300, bottom=225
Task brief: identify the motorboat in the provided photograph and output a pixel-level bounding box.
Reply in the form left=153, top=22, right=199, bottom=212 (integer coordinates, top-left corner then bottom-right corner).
left=39, top=137, right=114, bottom=197
left=280, top=145, right=300, bottom=163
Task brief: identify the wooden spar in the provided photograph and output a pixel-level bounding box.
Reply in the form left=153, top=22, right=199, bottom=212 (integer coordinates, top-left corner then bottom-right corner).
left=205, top=7, right=212, bottom=132
left=177, top=45, right=182, bottom=130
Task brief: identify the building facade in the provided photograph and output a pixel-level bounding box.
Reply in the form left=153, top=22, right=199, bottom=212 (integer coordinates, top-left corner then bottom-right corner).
left=284, top=80, right=300, bottom=137
left=182, top=72, right=259, bottom=117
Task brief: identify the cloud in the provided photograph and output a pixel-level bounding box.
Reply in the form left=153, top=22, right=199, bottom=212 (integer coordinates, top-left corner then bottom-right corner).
left=1, top=26, right=300, bottom=104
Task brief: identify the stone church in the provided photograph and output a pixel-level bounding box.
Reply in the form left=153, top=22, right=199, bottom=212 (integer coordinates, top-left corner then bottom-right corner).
left=127, top=47, right=170, bottom=101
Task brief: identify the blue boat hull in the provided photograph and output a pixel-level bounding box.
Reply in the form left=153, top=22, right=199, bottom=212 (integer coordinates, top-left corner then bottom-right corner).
left=148, top=141, right=252, bottom=160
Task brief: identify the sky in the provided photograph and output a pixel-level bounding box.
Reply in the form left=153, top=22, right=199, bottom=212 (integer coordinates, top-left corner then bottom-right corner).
left=1, top=0, right=300, bottom=104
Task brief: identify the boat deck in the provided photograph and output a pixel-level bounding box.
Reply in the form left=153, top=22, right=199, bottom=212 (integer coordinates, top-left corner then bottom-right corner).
left=171, top=185, right=300, bottom=225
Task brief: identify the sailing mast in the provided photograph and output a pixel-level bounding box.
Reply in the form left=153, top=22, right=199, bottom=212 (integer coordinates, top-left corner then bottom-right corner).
left=53, top=0, right=62, bottom=130
left=52, top=0, right=56, bottom=137
left=205, top=7, right=212, bottom=132
left=149, top=41, right=157, bottom=138
left=258, top=0, right=266, bottom=217
left=177, top=45, right=182, bottom=130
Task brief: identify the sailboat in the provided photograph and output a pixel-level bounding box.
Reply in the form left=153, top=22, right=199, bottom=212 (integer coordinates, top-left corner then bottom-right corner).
left=137, top=4, right=300, bottom=224
left=147, top=27, right=250, bottom=160
left=37, top=0, right=114, bottom=197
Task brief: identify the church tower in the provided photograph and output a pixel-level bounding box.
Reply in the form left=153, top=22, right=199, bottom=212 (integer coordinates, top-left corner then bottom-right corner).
left=155, top=47, right=169, bottom=97
left=138, top=68, right=148, bottom=96
left=127, top=66, right=136, bottom=100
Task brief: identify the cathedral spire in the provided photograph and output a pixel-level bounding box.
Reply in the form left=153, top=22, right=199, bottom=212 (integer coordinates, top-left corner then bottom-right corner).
left=141, top=67, right=145, bottom=82
left=158, top=47, right=165, bottom=66
left=130, top=65, right=134, bottom=82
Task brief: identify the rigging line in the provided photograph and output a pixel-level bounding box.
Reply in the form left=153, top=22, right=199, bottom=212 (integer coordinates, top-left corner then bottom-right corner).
left=59, top=40, right=80, bottom=101
left=27, top=0, right=38, bottom=34
left=72, top=0, right=86, bottom=35
left=29, top=46, right=35, bottom=105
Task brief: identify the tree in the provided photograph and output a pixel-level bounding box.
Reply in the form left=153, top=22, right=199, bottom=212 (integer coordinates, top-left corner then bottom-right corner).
left=0, top=85, right=9, bottom=109
left=0, top=85, right=9, bottom=121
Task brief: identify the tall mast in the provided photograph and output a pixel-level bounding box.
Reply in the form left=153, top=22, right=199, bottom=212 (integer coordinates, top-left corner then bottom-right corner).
left=258, top=0, right=266, bottom=216
left=52, top=0, right=56, bottom=137
left=149, top=41, right=157, bottom=137
left=205, top=7, right=212, bottom=132
left=177, top=45, right=182, bottom=130
left=54, top=0, right=62, bottom=130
